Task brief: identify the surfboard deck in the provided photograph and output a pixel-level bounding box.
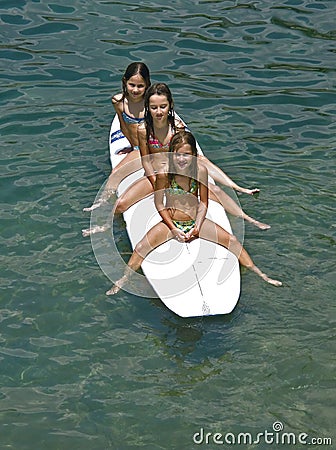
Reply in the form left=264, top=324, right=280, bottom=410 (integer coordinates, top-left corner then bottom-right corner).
left=109, top=114, right=240, bottom=317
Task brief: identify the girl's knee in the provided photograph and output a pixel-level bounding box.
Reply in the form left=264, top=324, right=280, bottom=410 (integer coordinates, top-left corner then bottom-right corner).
left=134, top=241, right=148, bottom=259
left=229, top=233, right=237, bottom=242
left=115, top=197, right=127, bottom=214
left=228, top=234, right=240, bottom=248
left=134, top=242, right=142, bottom=253
left=209, top=185, right=220, bottom=203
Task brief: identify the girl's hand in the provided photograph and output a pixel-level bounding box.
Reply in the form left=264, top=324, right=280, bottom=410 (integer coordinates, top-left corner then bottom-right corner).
left=185, top=226, right=199, bottom=241
left=171, top=228, right=186, bottom=243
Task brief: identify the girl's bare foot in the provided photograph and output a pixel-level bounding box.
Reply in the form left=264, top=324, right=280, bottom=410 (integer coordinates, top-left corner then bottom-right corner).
left=267, top=278, right=282, bottom=287
left=106, top=274, right=128, bottom=295
left=82, top=224, right=109, bottom=237
left=83, top=190, right=115, bottom=212
left=83, top=201, right=104, bottom=212
left=106, top=285, right=121, bottom=295
left=252, top=266, right=282, bottom=286
left=261, top=274, right=282, bottom=286
left=249, top=218, right=271, bottom=230
left=243, top=188, right=260, bottom=195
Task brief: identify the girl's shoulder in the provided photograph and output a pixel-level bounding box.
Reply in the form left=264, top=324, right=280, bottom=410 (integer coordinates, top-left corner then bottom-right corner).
left=112, top=93, right=123, bottom=104
left=174, top=118, right=185, bottom=130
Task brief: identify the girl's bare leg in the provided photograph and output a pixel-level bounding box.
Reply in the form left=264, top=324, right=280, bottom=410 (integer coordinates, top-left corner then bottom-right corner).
left=199, top=219, right=282, bottom=286
left=199, top=156, right=259, bottom=195
left=82, top=177, right=153, bottom=237
left=114, top=177, right=153, bottom=214
left=106, top=222, right=173, bottom=295
left=83, top=152, right=142, bottom=212
left=209, top=184, right=270, bottom=230
left=106, top=150, right=142, bottom=193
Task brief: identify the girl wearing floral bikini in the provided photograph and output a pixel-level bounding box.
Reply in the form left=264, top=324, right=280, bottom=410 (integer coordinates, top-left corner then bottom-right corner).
left=107, top=131, right=282, bottom=295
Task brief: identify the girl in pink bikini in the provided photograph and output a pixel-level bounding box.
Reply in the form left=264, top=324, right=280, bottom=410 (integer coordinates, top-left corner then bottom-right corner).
left=82, top=81, right=269, bottom=235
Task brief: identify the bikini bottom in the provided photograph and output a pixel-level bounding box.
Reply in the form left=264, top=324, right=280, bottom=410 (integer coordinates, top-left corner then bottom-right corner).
left=172, top=219, right=195, bottom=233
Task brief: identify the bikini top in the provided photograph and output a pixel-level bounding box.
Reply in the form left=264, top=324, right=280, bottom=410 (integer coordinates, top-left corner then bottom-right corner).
left=122, top=100, right=144, bottom=124
left=166, top=176, right=198, bottom=196
left=122, top=110, right=144, bottom=125
left=148, top=129, right=173, bottom=151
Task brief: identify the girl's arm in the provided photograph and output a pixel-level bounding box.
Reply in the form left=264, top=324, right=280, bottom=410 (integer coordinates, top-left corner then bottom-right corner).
left=185, top=165, right=209, bottom=241
left=194, top=165, right=208, bottom=232
left=154, top=174, right=174, bottom=229
left=138, top=125, right=156, bottom=188
left=199, top=155, right=259, bottom=195
left=112, top=95, right=137, bottom=147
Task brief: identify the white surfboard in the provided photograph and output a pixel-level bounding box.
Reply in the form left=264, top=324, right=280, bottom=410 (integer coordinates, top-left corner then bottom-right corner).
left=108, top=114, right=240, bottom=317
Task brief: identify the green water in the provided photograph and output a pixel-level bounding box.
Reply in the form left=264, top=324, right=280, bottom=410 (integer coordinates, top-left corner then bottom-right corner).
left=0, top=1, right=335, bottom=449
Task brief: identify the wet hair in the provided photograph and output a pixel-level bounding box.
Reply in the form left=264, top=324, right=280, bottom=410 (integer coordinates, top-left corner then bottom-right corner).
left=168, top=131, right=198, bottom=190
left=121, top=62, right=151, bottom=99
left=144, top=83, right=176, bottom=142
